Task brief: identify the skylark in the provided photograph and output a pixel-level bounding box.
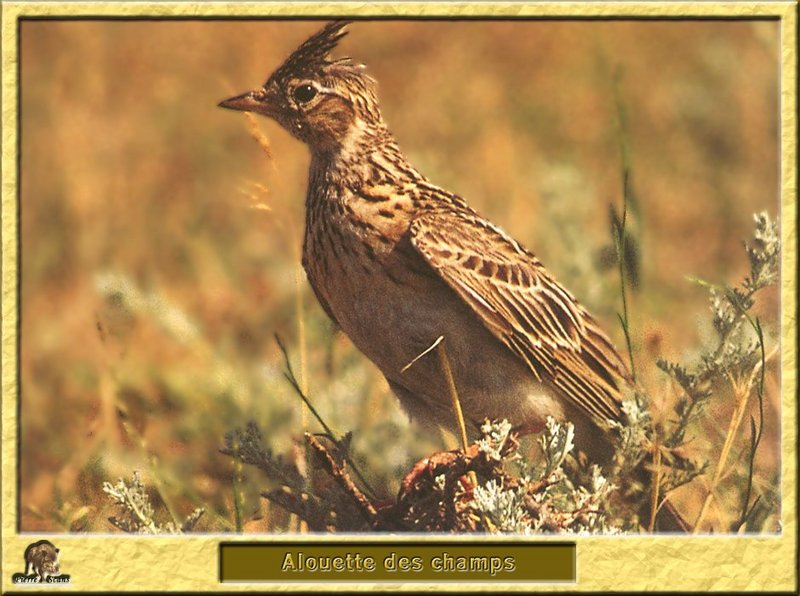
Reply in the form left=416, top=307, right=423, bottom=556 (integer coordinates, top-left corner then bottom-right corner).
left=220, top=21, right=634, bottom=463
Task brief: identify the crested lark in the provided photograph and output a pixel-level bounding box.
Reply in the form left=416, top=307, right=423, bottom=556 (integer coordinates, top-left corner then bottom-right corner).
left=219, top=21, right=634, bottom=463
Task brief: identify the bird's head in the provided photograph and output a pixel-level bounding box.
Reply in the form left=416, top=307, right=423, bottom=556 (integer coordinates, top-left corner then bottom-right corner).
left=219, top=21, right=383, bottom=155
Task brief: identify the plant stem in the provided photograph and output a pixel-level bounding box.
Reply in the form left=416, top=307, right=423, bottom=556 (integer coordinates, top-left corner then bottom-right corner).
left=612, top=71, right=637, bottom=382
left=275, top=335, right=377, bottom=499
left=692, top=358, right=763, bottom=533
left=436, top=339, right=470, bottom=453
left=231, top=437, right=244, bottom=533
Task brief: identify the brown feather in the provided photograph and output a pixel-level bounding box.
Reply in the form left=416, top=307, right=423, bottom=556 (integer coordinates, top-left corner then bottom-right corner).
left=409, top=205, right=630, bottom=424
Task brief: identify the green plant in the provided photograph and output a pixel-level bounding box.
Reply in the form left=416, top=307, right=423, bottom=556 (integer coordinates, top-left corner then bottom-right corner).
left=657, top=212, right=780, bottom=532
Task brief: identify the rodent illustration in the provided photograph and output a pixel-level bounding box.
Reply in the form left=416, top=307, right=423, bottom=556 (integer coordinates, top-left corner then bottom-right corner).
left=23, top=540, right=61, bottom=580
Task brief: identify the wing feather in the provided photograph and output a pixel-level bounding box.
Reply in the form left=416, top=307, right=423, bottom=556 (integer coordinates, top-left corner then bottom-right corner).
left=409, top=206, right=630, bottom=424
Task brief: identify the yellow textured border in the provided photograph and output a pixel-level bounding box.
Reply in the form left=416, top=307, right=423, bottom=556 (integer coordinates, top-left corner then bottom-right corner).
left=1, top=1, right=796, bottom=592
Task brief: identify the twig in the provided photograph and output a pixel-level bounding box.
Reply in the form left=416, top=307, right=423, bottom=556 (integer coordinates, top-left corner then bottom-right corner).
left=436, top=339, right=479, bottom=490
left=276, top=334, right=336, bottom=437
left=401, top=335, right=444, bottom=373
left=436, top=339, right=470, bottom=453
left=286, top=216, right=310, bottom=534
left=401, top=335, right=470, bottom=452
left=691, top=342, right=774, bottom=533
left=262, top=486, right=332, bottom=532
left=305, top=433, right=377, bottom=524
left=403, top=336, right=475, bottom=484
left=230, top=436, right=245, bottom=533
left=274, top=335, right=377, bottom=499
left=737, top=317, right=767, bottom=531
left=648, top=437, right=661, bottom=533
left=611, top=70, right=637, bottom=382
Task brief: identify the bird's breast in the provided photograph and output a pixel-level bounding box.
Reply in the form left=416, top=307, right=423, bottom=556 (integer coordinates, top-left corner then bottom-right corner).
left=303, top=213, right=442, bottom=372
left=302, top=213, right=570, bottom=434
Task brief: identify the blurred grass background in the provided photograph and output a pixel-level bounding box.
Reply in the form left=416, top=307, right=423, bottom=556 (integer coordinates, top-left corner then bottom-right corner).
left=19, top=19, right=780, bottom=532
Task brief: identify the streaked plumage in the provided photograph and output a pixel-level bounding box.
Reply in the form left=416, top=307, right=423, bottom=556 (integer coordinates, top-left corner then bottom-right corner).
left=219, top=21, right=634, bottom=459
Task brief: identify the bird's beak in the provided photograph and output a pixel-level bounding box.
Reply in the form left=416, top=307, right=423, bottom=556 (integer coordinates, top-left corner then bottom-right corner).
left=218, top=89, right=271, bottom=113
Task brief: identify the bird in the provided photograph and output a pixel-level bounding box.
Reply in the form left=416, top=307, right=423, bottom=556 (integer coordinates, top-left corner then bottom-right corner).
left=219, top=20, right=633, bottom=461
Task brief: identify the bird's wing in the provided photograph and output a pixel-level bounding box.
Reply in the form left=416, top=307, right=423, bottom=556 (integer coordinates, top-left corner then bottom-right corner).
left=408, top=206, right=630, bottom=424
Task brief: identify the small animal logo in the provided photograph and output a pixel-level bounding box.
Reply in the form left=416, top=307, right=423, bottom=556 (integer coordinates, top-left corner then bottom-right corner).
left=11, top=540, right=70, bottom=585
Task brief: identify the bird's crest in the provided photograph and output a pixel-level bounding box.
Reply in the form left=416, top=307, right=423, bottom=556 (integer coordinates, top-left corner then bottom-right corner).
left=267, top=20, right=352, bottom=86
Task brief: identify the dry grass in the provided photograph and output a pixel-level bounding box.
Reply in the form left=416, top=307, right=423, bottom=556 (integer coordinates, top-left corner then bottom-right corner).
left=19, top=20, right=780, bottom=533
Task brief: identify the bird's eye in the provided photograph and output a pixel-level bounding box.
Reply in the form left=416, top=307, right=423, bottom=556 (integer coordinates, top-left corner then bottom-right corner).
left=293, top=84, right=317, bottom=104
